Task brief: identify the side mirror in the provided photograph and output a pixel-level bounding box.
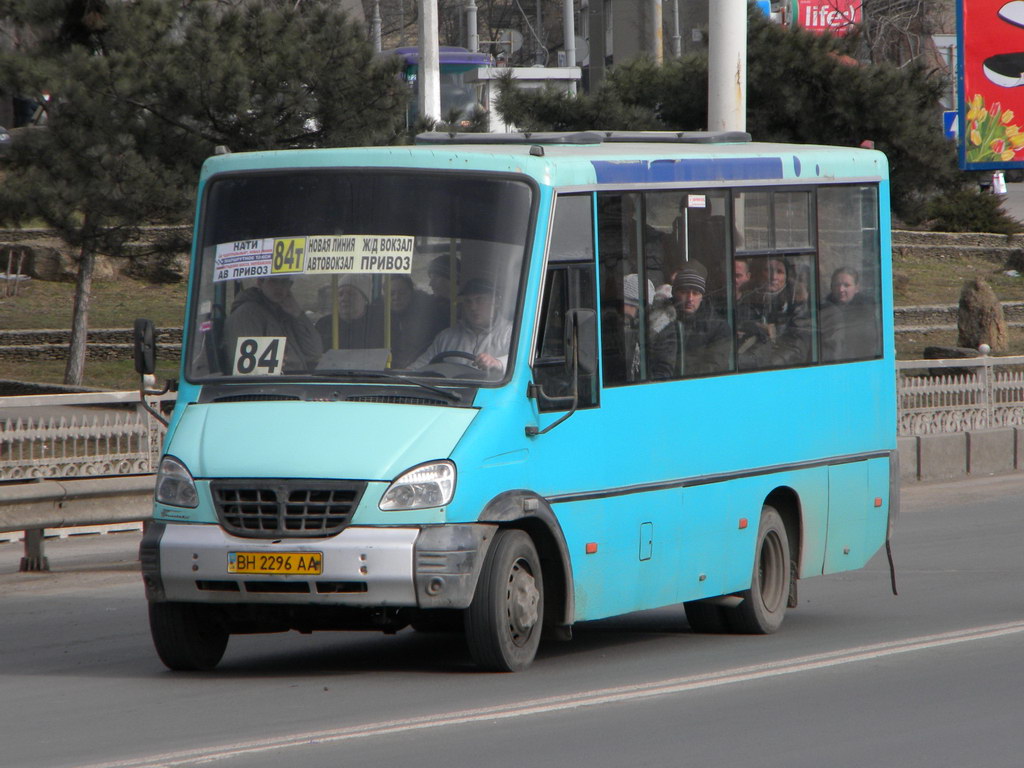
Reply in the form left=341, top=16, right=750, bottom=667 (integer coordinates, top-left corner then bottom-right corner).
left=564, top=308, right=597, bottom=375
left=133, top=318, right=156, bottom=376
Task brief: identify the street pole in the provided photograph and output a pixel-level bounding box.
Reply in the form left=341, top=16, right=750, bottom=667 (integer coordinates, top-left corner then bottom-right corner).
left=466, top=0, right=479, bottom=52
left=670, top=0, right=682, bottom=58
left=372, top=0, right=382, bottom=53
left=563, top=0, right=576, bottom=93
left=707, top=0, right=746, bottom=132
left=418, top=0, right=441, bottom=125
left=649, top=0, right=663, bottom=64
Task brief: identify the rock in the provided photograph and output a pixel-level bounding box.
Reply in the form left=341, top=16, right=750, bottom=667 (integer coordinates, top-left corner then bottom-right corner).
left=957, top=278, right=1008, bottom=352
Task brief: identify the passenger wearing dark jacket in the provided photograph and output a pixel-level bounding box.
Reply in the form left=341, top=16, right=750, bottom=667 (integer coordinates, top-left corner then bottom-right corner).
left=736, top=256, right=811, bottom=369
left=651, top=262, right=732, bottom=379
left=820, top=267, right=879, bottom=361
left=224, top=276, right=322, bottom=372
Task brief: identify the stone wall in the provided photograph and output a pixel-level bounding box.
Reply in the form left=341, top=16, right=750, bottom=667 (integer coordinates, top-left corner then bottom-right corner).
left=0, top=226, right=191, bottom=284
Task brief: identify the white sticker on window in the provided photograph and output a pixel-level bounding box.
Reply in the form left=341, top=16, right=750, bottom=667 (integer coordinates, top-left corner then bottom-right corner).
left=233, top=336, right=287, bottom=376
left=688, top=194, right=706, bottom=209
left=214, top=235, right=414, bottom=281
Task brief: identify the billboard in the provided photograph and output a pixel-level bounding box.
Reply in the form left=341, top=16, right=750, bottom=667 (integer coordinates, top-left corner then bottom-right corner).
left=790, top=1, right=862, bottom=36
left=958, top=0, right=1024, bottom=170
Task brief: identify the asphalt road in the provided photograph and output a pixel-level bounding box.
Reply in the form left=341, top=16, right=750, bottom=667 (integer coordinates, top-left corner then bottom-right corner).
left=2, top=475, right=1024, bottom=768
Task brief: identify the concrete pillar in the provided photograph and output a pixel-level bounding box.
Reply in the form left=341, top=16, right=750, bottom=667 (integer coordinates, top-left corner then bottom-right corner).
left=418, top=0, right=441, bottom=124
left=707, top=0, right=746, bottom=132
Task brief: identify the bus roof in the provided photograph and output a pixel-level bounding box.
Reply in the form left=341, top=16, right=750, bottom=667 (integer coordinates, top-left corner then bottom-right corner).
left=199, top=132, right=889, bottom=189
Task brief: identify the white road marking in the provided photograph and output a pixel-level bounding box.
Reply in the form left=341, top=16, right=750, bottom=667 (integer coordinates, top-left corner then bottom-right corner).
left=76, top=620, right=1024, bottom=768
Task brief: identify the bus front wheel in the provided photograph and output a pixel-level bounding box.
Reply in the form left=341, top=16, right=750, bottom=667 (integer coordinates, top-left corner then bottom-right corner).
left=728, top=505, right=790, bottom=634
left=465, top=529, right=544, bottom=672
left=148, top=601, right=229, bottom=671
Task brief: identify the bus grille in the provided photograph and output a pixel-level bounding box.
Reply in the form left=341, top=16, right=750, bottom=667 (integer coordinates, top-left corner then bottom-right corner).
left=211, top=480, right=366, bottom=538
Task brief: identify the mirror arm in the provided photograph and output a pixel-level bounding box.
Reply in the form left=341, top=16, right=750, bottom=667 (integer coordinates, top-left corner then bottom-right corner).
left=526, top=328, right=581, bottom=438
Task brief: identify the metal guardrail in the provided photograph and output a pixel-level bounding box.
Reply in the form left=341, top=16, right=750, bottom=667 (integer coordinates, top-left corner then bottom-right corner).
left=5, top=358, right=1024, bottom=570
left=0, top=390, right=171, bottom=571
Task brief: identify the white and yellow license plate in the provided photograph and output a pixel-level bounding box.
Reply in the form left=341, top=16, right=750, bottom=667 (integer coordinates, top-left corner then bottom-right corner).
left=227, top=551, right=323, bottom=576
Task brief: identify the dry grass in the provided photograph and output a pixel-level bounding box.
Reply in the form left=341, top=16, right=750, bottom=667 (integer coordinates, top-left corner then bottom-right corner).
left=893, top=251, right=1024, bottom=307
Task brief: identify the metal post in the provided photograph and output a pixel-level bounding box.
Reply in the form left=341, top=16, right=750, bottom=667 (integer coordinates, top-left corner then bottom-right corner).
left=588, top=0, right=606, bottom=90
left=707, top=0, right=746, bottom=132
left=670, top=0, right=681, bottom=58
left=372, top=0, right=382, bottom=52
left=563, top=0, right=577, bottom=93
left=20, top=529, right=49, bottom=572
left=648, top=0, right=663, bottom=64
left=536, top=0, right=545, bottom=64
left=466, top=0, right=479, bottom=52
left=418, top=0, right=441, bottom=125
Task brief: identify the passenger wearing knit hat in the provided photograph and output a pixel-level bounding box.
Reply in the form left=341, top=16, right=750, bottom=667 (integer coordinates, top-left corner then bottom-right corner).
left=671, top=261, right=709, bottom=318
left=671, top=261, right=708, bottom=295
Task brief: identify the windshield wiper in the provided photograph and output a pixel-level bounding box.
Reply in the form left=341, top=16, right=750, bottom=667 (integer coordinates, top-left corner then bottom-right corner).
left=313, top=369, right=463, bottom=402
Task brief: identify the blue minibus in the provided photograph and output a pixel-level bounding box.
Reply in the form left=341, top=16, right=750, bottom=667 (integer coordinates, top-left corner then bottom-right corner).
left=136, top=130, right=897, bottom=672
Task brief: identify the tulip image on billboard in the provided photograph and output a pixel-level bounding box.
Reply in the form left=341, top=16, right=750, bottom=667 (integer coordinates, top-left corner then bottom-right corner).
left=959, top=0, right=1024, bottom=169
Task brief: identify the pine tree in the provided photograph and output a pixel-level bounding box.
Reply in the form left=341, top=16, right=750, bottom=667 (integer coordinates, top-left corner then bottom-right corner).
left=0, top=0, right=407, bottom=385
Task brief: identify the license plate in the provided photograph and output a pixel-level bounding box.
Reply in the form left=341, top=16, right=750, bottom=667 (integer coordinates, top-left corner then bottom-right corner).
left=227, top=551, right=323, bottom=576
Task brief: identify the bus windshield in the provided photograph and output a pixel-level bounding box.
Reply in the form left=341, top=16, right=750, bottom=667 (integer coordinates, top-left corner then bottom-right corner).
left=187, top=170, right=532, bottom=384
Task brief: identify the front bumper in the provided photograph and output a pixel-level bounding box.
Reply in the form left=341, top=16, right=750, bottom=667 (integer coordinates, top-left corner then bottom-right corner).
left=141, top=521, right=496, bottom=609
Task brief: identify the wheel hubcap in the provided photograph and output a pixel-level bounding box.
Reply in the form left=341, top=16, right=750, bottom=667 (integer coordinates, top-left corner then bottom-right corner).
left=506, top=558, right=540, bottom=645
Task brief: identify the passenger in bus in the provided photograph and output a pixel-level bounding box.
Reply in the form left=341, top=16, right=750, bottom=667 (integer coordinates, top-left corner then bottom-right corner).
left=736, top=256, right=811, bottom=368
left=820, top=266, right=879, bottom=361
left=734, top=257, right=753, bottom=301
left=371, top=275, right=448, bottom=368
left=224, top=275, right=323, bottom=372
left=650, top=262, right=732, bottom=379
left=314, top=275, right=383, bottom=351
left=413, top=277, right=513, bottom=374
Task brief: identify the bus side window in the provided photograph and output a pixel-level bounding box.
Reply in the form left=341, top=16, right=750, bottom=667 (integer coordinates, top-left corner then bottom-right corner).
left=817, top=186, right=883, bottom=363
left=533, top=194, right=598, bottom=412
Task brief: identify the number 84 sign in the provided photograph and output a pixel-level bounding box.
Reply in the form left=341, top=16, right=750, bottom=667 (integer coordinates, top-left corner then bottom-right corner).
left=233, top=337, right=287, bottom=376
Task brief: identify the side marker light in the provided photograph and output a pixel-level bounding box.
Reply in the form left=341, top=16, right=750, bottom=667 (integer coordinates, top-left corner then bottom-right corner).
left=738, top=518, right=748, bottom=530
left=585, top=542, right=598, bottom=554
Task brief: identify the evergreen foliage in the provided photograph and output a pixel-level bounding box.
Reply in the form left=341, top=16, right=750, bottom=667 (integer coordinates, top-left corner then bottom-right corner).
left=0, top=0, right=407, bottom=384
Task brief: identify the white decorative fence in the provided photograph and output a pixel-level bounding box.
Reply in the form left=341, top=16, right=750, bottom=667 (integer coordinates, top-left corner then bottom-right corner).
left=0, top=391, right=170, bottom=481
left=896, top=355, right=1024, bottom=437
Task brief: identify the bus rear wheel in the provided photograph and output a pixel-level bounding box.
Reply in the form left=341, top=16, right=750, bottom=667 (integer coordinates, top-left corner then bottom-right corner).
left=465, top=529, right=544, bottom=672
left=727, top=505, right=790, bottom=634
left=148, top=601, right=229, bottom=671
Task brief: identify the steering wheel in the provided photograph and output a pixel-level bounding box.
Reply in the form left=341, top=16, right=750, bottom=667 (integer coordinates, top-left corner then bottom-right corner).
left=428, top=350, right=477, bottom=365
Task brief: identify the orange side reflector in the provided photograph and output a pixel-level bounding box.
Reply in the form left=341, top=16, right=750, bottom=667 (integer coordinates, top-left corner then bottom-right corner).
left=874, top=497, right=883, bottom=508
left=738, top=518, right=748, bottom=530
left=585, top=542, right=598, bottom=554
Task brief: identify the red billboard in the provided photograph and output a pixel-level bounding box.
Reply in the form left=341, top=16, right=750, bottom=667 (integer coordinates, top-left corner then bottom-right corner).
left=959, top=0, right=1024, bottom=169
left=792, top=1, right=862, bottom=36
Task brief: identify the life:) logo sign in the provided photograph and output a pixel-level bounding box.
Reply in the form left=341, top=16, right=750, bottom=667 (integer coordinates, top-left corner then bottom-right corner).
left=797, top=0, right=862, bottom=36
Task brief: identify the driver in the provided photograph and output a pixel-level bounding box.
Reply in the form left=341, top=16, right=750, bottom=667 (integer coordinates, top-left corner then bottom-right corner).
left=412, top=277, right=512, bottom=374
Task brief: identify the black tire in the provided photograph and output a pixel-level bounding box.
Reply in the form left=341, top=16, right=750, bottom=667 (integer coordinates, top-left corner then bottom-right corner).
left=465, top=529, right=544, bottom=672
left=148, top=602, right=229, bottom=671
left=683, top=599, right=731, bottom=633
left=726, top=505, right=791, bottom=634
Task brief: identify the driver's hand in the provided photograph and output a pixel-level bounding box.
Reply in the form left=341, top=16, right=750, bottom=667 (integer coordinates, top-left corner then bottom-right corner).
left=474, top=353, right=502, bottom=372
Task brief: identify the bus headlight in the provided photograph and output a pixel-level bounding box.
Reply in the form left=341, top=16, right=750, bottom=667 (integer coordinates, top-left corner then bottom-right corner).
left=155, top=455, right=199, bottom=508
left=379, top=461, right=456, bottom=511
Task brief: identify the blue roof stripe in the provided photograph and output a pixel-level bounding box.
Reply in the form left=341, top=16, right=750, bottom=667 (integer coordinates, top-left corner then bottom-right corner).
left=592, top=157, right=786, bottom=183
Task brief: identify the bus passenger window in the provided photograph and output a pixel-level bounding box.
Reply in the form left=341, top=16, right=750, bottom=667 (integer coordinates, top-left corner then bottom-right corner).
left=737, top=255, right=815, bottom=370
left=650, top=262, right=732, bottom=379
left=817, top=185, right=883, bottom=362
